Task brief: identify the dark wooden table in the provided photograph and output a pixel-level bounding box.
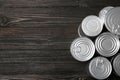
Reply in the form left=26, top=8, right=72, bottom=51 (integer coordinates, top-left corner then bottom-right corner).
left=0, top=0, right=120, bottom=80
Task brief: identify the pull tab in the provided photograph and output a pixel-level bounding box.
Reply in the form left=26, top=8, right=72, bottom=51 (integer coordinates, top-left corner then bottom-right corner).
left=96, top=58, right=104, bottom=69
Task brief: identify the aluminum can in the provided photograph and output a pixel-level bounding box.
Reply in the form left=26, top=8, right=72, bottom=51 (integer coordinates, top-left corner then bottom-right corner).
left=105, top=7, right=120, bottom=35
left=95, top=32, right=120, bottom=57
left=70, top=37, right=95, bottom=61
left=88, top=57, right=112, bottom=79
left=81, top=15, right=103, bottom=37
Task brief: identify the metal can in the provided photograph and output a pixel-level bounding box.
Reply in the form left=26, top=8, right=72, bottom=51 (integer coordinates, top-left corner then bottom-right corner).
left=70, top=37, right=95, bottom=61
left=99, top=6, right=114, bottom=23
left=81, top=15, right=103, bottom=37
left=88, top=57, right=112, bottom=79
left=112, top=53, right=120, bottom=76
left=78, top=25, right=86, bottom=37
left=95, top=32, right=120, bottom=57
left=105, top=7, right=120, bottom=35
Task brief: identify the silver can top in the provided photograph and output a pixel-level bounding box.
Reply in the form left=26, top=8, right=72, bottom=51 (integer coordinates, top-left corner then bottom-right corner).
left=113, top=54, right=120, bottom=76
left=89, top=57, right=112, bottom=79
left=70, top=37, right=95, bottom=61
left=105, top=7, right=120, bottom=35
left=95, top=32, right=120, bottom=57
left=81, top=15, right=103, bottom=37
left=99, top=6, right=114, bottom=23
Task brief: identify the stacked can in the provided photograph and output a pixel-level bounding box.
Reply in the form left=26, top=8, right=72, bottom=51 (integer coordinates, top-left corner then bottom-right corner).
left=70, top=6, right=120, bottom=79
left=88, top=57, right=112, bottom=79
left=70, top=37, right=95, bottom=61
left=112, top=54, right=120, bottom=76
left=95, top=32, right=120, bottom=57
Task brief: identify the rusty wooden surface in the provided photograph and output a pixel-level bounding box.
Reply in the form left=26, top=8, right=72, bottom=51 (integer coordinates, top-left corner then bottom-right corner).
left=0, top=0, right=120, bottom=80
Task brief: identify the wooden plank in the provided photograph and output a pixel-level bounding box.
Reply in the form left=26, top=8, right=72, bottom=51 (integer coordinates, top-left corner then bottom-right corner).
left=78, top=0, right=120, bottom=8
left=0, top=75, right=93, bottom=80
left=0, top=63, right=87, bottom=75
left=0, top=7, right=99, bottom=18
left=0, top=51, right=76, bottom=63
left=0, top=25, right=78, bottom=50
left=0, top=50, right=71, bottom=57
left=0, top=74, right=118, bottom=80
left=0, top=0, right=119, bottom=8
left=0, top=26, right=78, bottom=36
left=0, top=0, right=79, bottom=8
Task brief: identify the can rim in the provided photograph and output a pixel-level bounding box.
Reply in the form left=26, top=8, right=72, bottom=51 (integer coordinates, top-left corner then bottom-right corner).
left=78, top=25, right=82, bottom=37
left=113, top=54, right=120, bottom=76
left=78, top=24, right=85, bottom=37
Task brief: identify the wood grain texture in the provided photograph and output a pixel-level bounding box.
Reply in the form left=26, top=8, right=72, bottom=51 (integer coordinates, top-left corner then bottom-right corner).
left=0, top=0, right=120, bottom=80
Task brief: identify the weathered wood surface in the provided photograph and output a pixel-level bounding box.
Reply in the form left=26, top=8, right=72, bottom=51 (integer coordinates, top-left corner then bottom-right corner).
left=0, top=0, right=120, bottom=80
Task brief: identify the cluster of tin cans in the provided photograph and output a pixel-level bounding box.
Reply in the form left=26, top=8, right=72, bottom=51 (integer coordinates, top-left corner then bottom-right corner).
left=70, top=6, right=120, bottom=79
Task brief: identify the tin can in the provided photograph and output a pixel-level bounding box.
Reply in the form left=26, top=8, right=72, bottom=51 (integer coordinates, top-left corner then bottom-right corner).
left=70, top=37, right=95, bottom=61
left=81, top=15, right=103, bottom=37
left=78, top=25, right=86, bottom=37
left=95, top=32, right=120, bottom=57
left=99, top=6, right=114, bottom=23
left=112, top=53, right=120, bottom=76
left=88, top=57, right=112, bottom=79
left=105, top=7, right=120, bottom=35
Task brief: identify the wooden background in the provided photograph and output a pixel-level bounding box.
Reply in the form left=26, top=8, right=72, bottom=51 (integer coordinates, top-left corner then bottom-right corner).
left=0, top=0, right=120, bottom=80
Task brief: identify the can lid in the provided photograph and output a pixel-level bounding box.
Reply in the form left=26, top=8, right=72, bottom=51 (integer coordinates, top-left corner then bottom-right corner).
left=95, top=32, right=120, bottom=57
left=105, top=7, right=120, bottom=35
left=89, top=57, right=112, bottom=79
left=99, top=6, right=114, bottom=23
left=70, top=37, right=95, bottom=61
left=82, top=15, right=103, bottom=37
left=113, top=54, right=120, bottom=76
